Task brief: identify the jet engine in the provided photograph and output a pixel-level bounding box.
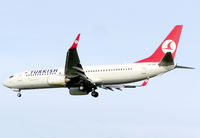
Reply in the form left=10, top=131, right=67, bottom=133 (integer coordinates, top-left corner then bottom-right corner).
left=69, top=88, right=89, bottom=95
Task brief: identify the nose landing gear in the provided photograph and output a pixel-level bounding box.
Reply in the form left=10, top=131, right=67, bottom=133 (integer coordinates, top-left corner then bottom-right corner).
left=12, top=89, right=21, bottom=97
left=17, top=93, right=22, bottom=97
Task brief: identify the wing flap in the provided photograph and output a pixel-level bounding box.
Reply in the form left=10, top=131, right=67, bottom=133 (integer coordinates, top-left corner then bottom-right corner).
left=101, top=78, right=149, bottom=91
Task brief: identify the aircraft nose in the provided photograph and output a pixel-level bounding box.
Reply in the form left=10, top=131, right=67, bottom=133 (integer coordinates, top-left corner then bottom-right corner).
left=3, top=80, right=9, bottom=88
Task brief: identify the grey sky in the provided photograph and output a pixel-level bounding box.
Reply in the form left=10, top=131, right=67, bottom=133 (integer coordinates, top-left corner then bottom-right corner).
left=0, top=0, right=199, bottom=138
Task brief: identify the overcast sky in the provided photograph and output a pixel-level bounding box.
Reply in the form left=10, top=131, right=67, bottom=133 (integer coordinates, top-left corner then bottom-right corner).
left=0, top=0, right=200, bottom=138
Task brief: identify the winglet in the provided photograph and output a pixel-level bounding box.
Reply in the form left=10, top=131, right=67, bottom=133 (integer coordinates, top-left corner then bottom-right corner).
left=69, top=34, right=80, bottom=50
left=141, top=78, right=149, bottom=86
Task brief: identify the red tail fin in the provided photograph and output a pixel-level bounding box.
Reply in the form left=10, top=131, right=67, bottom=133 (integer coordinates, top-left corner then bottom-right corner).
left=136, top=25, right=183, bottom=63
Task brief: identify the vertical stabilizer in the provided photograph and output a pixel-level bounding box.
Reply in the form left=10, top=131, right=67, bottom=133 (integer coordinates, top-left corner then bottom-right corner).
left=136, top=25, right=183, bottom=63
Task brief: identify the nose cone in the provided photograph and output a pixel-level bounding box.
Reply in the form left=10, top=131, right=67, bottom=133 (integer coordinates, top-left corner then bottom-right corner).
left=3, top=80, right=10, bottom=88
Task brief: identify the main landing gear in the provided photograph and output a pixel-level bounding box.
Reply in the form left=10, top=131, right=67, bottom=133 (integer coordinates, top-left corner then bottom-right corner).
left=79, top=84, right=99, bottom=98
left=91, top=91, right=99, bottom=98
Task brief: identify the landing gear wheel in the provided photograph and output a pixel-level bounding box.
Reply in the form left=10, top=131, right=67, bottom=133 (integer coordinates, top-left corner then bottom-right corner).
left=17, top=93, right=22, bottom=97
left=91, top=91, right=99, bottom=98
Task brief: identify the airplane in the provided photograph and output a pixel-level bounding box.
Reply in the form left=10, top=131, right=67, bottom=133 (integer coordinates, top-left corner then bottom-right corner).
left=3, top=25, right=194, bottom=98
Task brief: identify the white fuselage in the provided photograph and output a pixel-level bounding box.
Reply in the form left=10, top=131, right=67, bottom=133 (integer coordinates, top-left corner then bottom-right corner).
left=3, top=63, right=175, bottom=90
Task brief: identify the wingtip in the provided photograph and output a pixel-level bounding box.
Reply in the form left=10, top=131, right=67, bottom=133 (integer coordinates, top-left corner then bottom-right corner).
left=141, top=78, right=149, bottom=86
left=69, top=34, right=81, bottom=50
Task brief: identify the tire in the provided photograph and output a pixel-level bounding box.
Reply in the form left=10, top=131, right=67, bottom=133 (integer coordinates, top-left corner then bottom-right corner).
left=91, top=91, right=99, bottom=98
left=17, top=93, right=22, bottom=97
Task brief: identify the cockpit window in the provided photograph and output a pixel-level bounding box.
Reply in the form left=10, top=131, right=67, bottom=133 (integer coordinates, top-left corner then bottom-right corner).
left=9, top=75, right=14, bottom=78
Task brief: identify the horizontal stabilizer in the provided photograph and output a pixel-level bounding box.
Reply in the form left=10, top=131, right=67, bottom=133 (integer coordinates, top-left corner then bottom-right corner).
left=175, top=65, right=195, bottom=69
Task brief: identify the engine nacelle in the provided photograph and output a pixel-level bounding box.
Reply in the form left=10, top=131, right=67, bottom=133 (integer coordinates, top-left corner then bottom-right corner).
left=69, top=88, right=89, bottom=95
left=48, top=76, right=69, bottom=86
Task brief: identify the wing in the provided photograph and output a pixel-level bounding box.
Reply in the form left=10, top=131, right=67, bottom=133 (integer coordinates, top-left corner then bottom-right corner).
left=65, top=34, right=81, bottom=78
left=64, top=34, right=95, bottom=88
left=100, top=78, right=149, bottom=91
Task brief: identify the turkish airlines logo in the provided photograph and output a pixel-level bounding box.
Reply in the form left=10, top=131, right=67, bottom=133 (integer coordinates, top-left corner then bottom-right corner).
left=161, top=40, right=176, bottom=53
left=74, top=40, right=79, bottom=44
